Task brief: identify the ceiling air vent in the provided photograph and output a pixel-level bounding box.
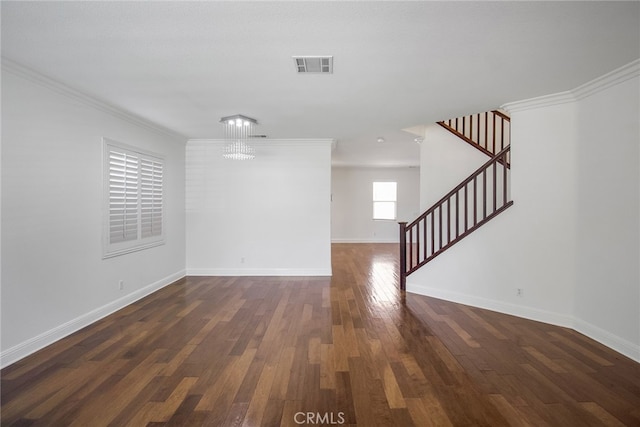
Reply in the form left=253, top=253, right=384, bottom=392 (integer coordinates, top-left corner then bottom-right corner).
left=293, top=56, right=333, bottom=74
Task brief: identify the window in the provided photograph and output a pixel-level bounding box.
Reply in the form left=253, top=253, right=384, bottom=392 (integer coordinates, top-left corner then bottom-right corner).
left=373, top=181, right=397, bottom=220
left=103, top=138, right=164, bottom=258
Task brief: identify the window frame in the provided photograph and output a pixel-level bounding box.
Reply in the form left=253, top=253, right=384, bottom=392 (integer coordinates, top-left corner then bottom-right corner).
left=372, top=181, right=397, bottom=221
left=102, top=138, right=165, bottom=259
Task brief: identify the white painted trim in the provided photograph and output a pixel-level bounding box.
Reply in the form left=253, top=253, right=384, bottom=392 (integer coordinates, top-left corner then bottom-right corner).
left=331, top=238, right=399, bottom=243
left=501, top=91, right=575, bottom=113
left=1, top=57, right=186, bottom=140
left=187, top=138, right=336, bottom=148
left=331, top=165, right=420, bottom=171
left=502, top=58, right=640, bottom=113
left=187, top=268, right=332, bottom=277
left=406, top=282, right=640, bottom=363
left=572, top=58, right=640, bottom=100
left=406, top=282, right=574, bottom=328
left=0, top=270, right=186, bottom=369
left=332, top=162, right=421, bottom=168
left=573, top=317, right=640, bottom=363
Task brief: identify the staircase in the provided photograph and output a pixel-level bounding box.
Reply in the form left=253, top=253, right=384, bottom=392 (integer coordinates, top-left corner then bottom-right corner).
left=437, top=110, right=511, bottom=164
left=398, top=110, right=513, bottom=290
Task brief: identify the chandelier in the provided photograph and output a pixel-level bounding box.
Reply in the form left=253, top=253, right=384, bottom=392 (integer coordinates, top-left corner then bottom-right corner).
left=220, top=114, right=258, bottom=160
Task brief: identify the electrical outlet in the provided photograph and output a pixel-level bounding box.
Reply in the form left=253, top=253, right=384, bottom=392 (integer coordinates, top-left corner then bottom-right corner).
left=516, top=288, right=523, bottom=297
left=119, top=280, right=124, bottom=290
left=240, top=257, right=245, bottom=264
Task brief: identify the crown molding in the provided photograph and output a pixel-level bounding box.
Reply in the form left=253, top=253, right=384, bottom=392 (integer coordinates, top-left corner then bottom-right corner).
left=502, top=58, right=640, bottom=113
left=572, top=58, right=640, bottom=101
left=188, top=138, right=336, bottom=149
left=331, top=164, right=420, bottom=170
left=1, top=57, right=187, bottom=141
left=501, top=90, right=576, bottom=114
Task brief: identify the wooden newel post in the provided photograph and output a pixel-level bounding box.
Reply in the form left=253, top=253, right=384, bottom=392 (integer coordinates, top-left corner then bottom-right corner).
left=398, top=222, right=407, bottom=291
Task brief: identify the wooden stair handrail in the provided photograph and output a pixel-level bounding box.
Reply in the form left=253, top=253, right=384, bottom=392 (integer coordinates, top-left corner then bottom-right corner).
left=492, top=109, right=511, bottom=121
left=408, top=146, right=510, bottom=229
left=399, top=146, right=513, bottom=283
left=437, top=110, right=510, bottom=168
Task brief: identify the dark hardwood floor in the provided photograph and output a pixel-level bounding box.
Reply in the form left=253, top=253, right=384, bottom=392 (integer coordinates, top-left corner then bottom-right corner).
left=2, top=243, right=639, bottom=426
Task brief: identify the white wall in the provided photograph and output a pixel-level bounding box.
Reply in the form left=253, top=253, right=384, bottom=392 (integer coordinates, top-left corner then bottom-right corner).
left=331, top=167, right=420, bottom=243
left=574, top=73, right=639, bottom=356
left=419, top=125, right=488, bottom=211
left=408, top=60, right=640, bottom=361
left=410, top=102, right=577, bottom=326
left=415, top=123, right=511, bottom=266
left=186, top=139, right=332, bottom=276
left=1, top=66, right=186, bottom=367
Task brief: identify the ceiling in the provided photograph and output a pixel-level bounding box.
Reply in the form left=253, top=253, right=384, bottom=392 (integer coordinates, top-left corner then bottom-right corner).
left=2, top=1, right=639, bottom=167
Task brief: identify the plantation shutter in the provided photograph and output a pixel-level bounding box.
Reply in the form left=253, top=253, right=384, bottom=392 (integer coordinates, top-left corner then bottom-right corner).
left=109, top=149, right=139, bottom=243
left=140, top=157, right=163, bottom=238
left=104, top=138, right=165, bottom=258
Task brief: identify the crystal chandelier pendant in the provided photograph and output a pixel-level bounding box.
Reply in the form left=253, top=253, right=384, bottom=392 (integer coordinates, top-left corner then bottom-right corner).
left=223, top=141, right=255, bottom=160
left=220, top=115, right=257, bottom=160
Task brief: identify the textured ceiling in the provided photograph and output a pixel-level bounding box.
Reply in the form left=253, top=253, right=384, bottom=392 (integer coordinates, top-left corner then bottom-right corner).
left=2, top=1, right=639, bottom=166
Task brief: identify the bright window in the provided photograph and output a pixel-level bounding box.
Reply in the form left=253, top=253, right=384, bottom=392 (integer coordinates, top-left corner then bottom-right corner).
left=103, top=138, right=164, bottom=258
left=373, top=181, right=397, bottom=220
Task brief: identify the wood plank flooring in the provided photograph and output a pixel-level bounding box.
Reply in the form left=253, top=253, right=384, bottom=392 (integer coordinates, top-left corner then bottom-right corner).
left=2, top=243, right=639, bottom=426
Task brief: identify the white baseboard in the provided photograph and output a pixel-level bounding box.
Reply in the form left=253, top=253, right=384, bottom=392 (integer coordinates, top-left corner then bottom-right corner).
left=406, top=283, right=574, bottom=328
left=406, top=283, right=640, bottom=363
left=0, top=270, right=186, bottom=369
left=187, top=268, right=332, bottom=277
left=573, top=317, right=640, bottom=363
left=331, top=238, right=399, bottom=243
